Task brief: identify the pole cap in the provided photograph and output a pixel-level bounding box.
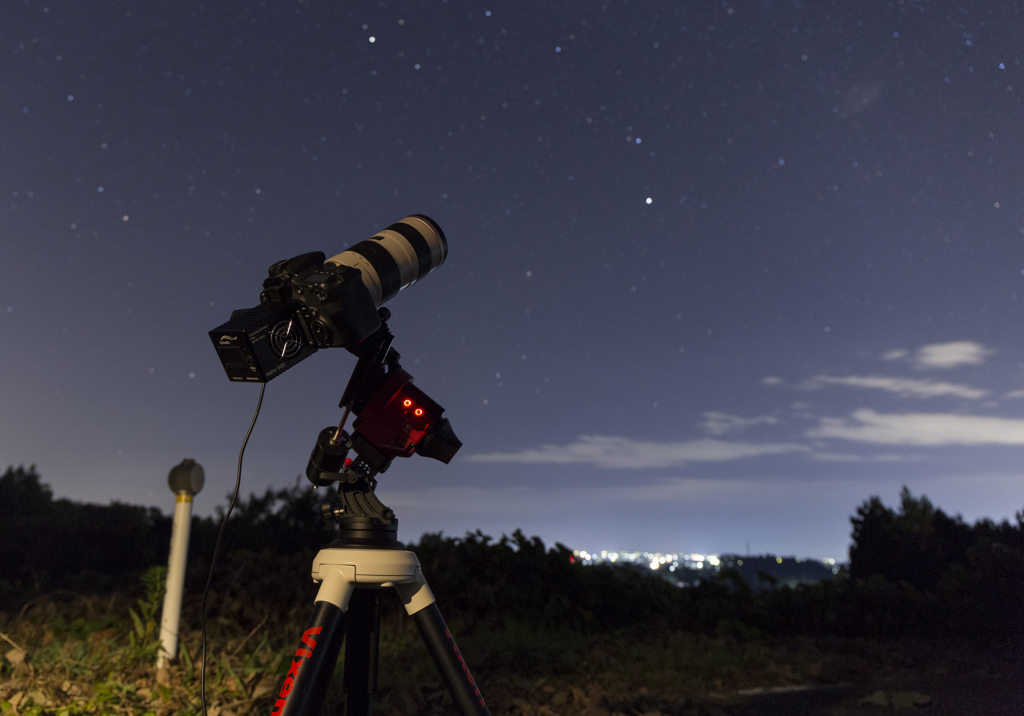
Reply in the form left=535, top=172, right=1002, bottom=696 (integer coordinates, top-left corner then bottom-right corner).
left=168, top=459, right=205, bottom=496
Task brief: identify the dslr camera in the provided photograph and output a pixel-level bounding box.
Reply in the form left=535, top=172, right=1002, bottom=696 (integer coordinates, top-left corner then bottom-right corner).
left=209, top=215, right=447, bottom=383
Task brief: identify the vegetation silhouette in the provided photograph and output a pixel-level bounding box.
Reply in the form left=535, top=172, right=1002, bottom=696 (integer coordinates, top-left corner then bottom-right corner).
left=3, top=466, right=1023, bottom=640
left=0, top=466, right=172, bottom=598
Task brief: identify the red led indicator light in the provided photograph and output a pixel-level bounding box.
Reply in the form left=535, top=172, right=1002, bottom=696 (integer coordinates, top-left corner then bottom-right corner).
left=403, top=399, right=413, bottom=407
left=414, top=408, right=423, bottom=417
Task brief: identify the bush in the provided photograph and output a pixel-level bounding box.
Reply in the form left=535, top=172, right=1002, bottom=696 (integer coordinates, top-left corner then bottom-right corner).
left=5, top=466, right=1024, bottom=641
left=409, top=530, right=688, bottom=632
left=0, top=466, right=172, bottom=601
left=847, top=486, right=1024, bottom=636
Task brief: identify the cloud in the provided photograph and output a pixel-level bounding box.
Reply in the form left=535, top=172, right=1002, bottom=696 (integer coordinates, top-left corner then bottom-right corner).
left=807, top=409, right=1024, bottom=446
left=700, top=411, right=778, bottom=435
left=385, top=477, right=809, bottom=514
left=465, top=435, right=810, bottom=469
left=1004, top=389, right=1024, bottom=400
left=914, top=341, right=993, bottom=369
left=386, top=486, right=541, bottom=517
left=800, top=375, right=988, bottom=399
left=809, top=452, right=924, bottom=463
left=882, top=349, right=909, bottom=361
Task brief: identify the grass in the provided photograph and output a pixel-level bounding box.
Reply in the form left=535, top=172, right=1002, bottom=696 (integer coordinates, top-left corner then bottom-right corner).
left=0, top=583, right=840, bottom=716
left=4, top=567, right=1013, bottom=716
left=1, top=611, right=286, bottom=716
left=0, top=566, right=290, bottom=716
left=0, top=573, right=825, bottom=716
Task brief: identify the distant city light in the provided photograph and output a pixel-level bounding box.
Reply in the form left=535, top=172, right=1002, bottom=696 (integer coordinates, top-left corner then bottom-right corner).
left=570, top=549, right=844, bottom=587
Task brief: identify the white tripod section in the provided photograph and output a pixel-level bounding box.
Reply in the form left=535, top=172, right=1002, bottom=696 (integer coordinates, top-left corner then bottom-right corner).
left=311, top=548, right=436, bottom=615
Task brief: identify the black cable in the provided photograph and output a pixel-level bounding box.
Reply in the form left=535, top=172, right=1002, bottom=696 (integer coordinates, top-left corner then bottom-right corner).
left=200, top=382, right=266, bottom=716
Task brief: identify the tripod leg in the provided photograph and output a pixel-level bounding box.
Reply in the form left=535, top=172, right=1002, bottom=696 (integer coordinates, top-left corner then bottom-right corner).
left=342, top=589, right=381, bottom=716
left=269, top=601, right=347, bottom=716
left=397, top=575, right=491, bottom=716
left=270, top=566, right=356, bottom=716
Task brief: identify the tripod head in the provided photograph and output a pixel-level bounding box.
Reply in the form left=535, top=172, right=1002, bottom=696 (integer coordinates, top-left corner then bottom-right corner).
left=306, top=308, right=461, bottom=548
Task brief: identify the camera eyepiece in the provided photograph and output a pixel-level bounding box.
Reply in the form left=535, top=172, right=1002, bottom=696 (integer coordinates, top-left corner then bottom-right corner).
left=324, top=215, right=448, bottom=307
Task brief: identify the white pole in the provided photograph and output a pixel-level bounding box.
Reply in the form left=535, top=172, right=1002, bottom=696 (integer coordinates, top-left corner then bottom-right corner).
left=158, top=491, right=193, bottom=668
left=156, top=459, right=204, bottom=678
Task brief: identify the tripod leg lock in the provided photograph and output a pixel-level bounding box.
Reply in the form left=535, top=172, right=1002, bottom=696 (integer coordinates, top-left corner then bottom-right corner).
left=314, top=564, right=356, bottom=608
left=395, top=571, right=436, bottom=615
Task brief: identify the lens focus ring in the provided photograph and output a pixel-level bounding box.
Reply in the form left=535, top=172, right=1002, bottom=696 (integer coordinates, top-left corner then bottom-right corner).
left=324, top=215, right=448, bottom=307
left=348, top=239, right=402, bottom=304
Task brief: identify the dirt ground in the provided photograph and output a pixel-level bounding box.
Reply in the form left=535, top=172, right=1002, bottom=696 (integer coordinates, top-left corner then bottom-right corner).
left=462, top=640, right=1024, bottom=716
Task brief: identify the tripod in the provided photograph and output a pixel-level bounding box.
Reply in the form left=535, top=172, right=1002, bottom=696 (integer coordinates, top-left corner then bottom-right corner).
left=270, top=312, right=491, bottom=716
left=269, top=544, right=489, bottom=716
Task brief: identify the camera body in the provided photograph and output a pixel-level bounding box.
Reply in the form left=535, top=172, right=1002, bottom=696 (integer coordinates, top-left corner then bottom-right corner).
left=209, top=252, right=381, bottom=383
left=209, top=215, right=447, bottom=383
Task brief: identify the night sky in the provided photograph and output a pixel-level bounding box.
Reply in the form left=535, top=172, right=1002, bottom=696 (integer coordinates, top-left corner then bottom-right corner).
left=4, top=0, right=1024, bottom=561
